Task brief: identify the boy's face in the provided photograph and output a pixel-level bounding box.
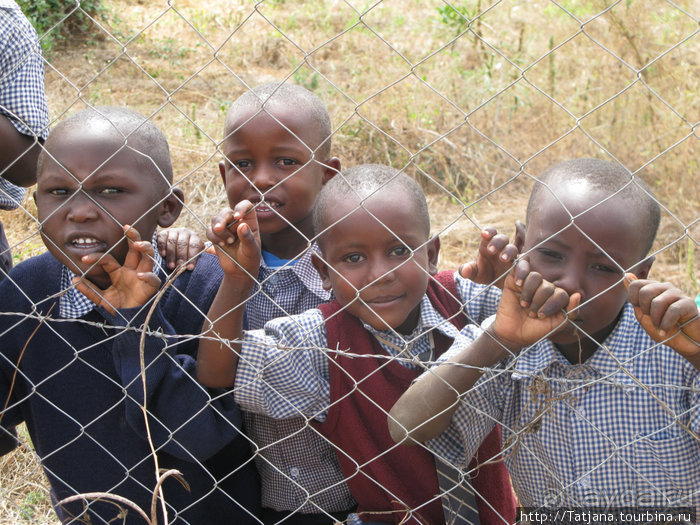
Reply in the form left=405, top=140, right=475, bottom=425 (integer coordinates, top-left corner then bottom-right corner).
left=219, top=104, right=339, bottom=243
left=34, top=124, right=180, bottom=289
left=519, top=180, right=652, bottom=355
left=313, top=190, right=439, bottom=335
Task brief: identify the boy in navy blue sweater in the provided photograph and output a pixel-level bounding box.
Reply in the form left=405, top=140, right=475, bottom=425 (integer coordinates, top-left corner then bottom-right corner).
left=0, top=107, right=259, bottom=524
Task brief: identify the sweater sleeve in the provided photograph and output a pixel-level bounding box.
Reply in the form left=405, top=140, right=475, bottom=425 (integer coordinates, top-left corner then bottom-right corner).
left=0, top=315, right=27, bottom=432
left=0, top=257, right=56, bottom=433
left=102, top=257, right=245, bottom=461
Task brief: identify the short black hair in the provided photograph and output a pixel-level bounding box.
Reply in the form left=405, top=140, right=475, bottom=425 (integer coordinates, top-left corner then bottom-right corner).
left=527, top=158, right=661, bottom=255
left=224, top=82, right=333, bottom=160
left=313, top=164, right=430, bottom=242
left=39, top=106, right=173, bottom=191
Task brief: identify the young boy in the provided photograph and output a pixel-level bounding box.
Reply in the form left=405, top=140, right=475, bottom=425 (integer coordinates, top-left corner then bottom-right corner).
left=0, top=107, right=259, bottom=524
left=214, top=81, right=357, bottom=524
left=389, top=158, right=700, bottom=512
left=197, top=164, right=525, bottom=524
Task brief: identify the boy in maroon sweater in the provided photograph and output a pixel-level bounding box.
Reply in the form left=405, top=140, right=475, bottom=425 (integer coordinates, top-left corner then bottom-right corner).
left=196, top=164, right=525, bottom=524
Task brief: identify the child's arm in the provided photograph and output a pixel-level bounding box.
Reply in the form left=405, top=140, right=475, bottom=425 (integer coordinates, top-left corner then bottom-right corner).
left=73, top=225, right=160, bottom=314
left=459, top=223, right=523, bottom=288
left=389, top=259, right=579, bottom=444
left=196, top=200, right=261, bottom=389
left=626, top=274, right=700, bottom=371
left=157, top=227, right=207, bottom=271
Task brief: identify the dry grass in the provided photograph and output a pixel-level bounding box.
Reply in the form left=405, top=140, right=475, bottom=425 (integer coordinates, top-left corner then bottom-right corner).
left=2, top=0, right=698, bottom=522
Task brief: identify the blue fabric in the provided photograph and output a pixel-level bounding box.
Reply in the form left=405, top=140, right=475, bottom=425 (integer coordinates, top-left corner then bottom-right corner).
left=0, top=1, right=49, bottom=278
left=0, top=1, right=50, bottom=140
left=0, top=252, right=260, bottom=524
left=428, top=302, right=700, bottom=508
left=242, top=244, right=354, bottom=515
left=261, top=249, right=295, bottom=268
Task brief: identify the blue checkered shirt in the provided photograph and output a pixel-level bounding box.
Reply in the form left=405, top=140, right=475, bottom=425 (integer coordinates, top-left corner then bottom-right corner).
left=244, top=245, right=331, bottom=331
left=234, top=274, right=500, bottom=523
left=0, top=1, right=49, bottom=140
left=0, top=1, right=48, bottom=210
left=241, top=246, right=355, bottom=515
left=427, top=302, right=700, bottom=509
left=58, top=233, right=164, bottom=318
left=0, top=177, right=25, bottom=210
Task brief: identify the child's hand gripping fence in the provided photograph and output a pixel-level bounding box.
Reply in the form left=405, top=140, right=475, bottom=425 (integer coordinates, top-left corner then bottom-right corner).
left=1, top=1, right=698, bottom=524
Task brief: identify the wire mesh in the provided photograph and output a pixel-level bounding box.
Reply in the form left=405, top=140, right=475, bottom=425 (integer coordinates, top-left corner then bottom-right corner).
left=0, top=0, right=698, bottom=524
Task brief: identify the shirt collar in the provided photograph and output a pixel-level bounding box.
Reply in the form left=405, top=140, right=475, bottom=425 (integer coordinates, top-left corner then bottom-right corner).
left=260, top=242, right=331, bottom=301
left=513, top=302, right=639, bottom=380
left=360, top=294, right=463, bottom=362
left=58, top=232, right=163, bottom=319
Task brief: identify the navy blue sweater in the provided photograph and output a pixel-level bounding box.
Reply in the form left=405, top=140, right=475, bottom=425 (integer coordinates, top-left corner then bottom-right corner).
left=0, top=252, right=260, bottom=524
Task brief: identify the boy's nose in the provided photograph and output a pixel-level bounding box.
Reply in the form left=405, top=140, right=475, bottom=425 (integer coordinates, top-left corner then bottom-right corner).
left=553, top=271, right=585, bottom=301
left=66, top=192, right=99, bottom=222
left=368, top=260, right=398, bottom=285
left=250, top=167, right=277, bottom=192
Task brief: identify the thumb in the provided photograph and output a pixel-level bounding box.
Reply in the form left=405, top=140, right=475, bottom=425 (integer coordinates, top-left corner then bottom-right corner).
left=623, top=272, right=638, bottom=293
left=459, top=261, right=478, bottom=281
left=566, top=292, right=582, bottom=320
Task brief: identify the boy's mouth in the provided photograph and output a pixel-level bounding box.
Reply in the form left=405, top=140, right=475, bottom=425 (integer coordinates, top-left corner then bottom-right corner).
left=364, top=294, right=404, bottom=307
left=252, top=199, right=282, bottom=215
left=67, top=235, right=107, bottom=253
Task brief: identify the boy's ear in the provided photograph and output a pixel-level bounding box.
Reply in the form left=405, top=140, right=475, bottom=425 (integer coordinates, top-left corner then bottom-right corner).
left=322, top=157, right=341, bottom=184
left=311, top=252, right=333, bottom=291
left=157, top=188, right=185, bottom=228
left=427, top=236, right=440, bottom=276
left=632, top=254, right=655, bottom=280
left=219, top=161, right=227, bottom=185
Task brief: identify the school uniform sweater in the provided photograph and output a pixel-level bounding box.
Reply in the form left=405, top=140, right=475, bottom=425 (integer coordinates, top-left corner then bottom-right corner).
left=315, top=272, right=516, bottom=525
left=0, top=252, right=260, bottom=524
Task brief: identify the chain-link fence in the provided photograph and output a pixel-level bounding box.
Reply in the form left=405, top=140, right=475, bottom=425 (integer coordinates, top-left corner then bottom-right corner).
left=1, top=0, right=698, bottom=524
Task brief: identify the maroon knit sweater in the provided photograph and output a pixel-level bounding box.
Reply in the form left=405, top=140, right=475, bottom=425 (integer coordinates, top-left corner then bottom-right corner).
left=315, top=271, right=516, bottom=524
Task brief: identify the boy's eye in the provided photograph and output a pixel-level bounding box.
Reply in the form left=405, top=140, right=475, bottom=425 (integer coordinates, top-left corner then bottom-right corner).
left=592, top=263, right=620, bottom=274
left=343, top=253, right=365, bottom=264
left=389, top=246, right=410, bottom=257
left=538, top=248, right=563, bottom=260
left=98, top=187, right=121, bottom=195
left=278, top=158, right=299, bottom=167
left=49, top=188, right=70, bottom=196
left=232, top=160, right=251, bottom=171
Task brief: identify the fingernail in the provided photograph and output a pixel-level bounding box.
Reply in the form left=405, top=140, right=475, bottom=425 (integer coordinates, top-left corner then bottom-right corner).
left=227, top=237, right=235, bottom=244
left=168, top=262, right=174, bottom=269
left=659, top=330, right=666, bottom=337
left=520, top=300, right=528, bottom=307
